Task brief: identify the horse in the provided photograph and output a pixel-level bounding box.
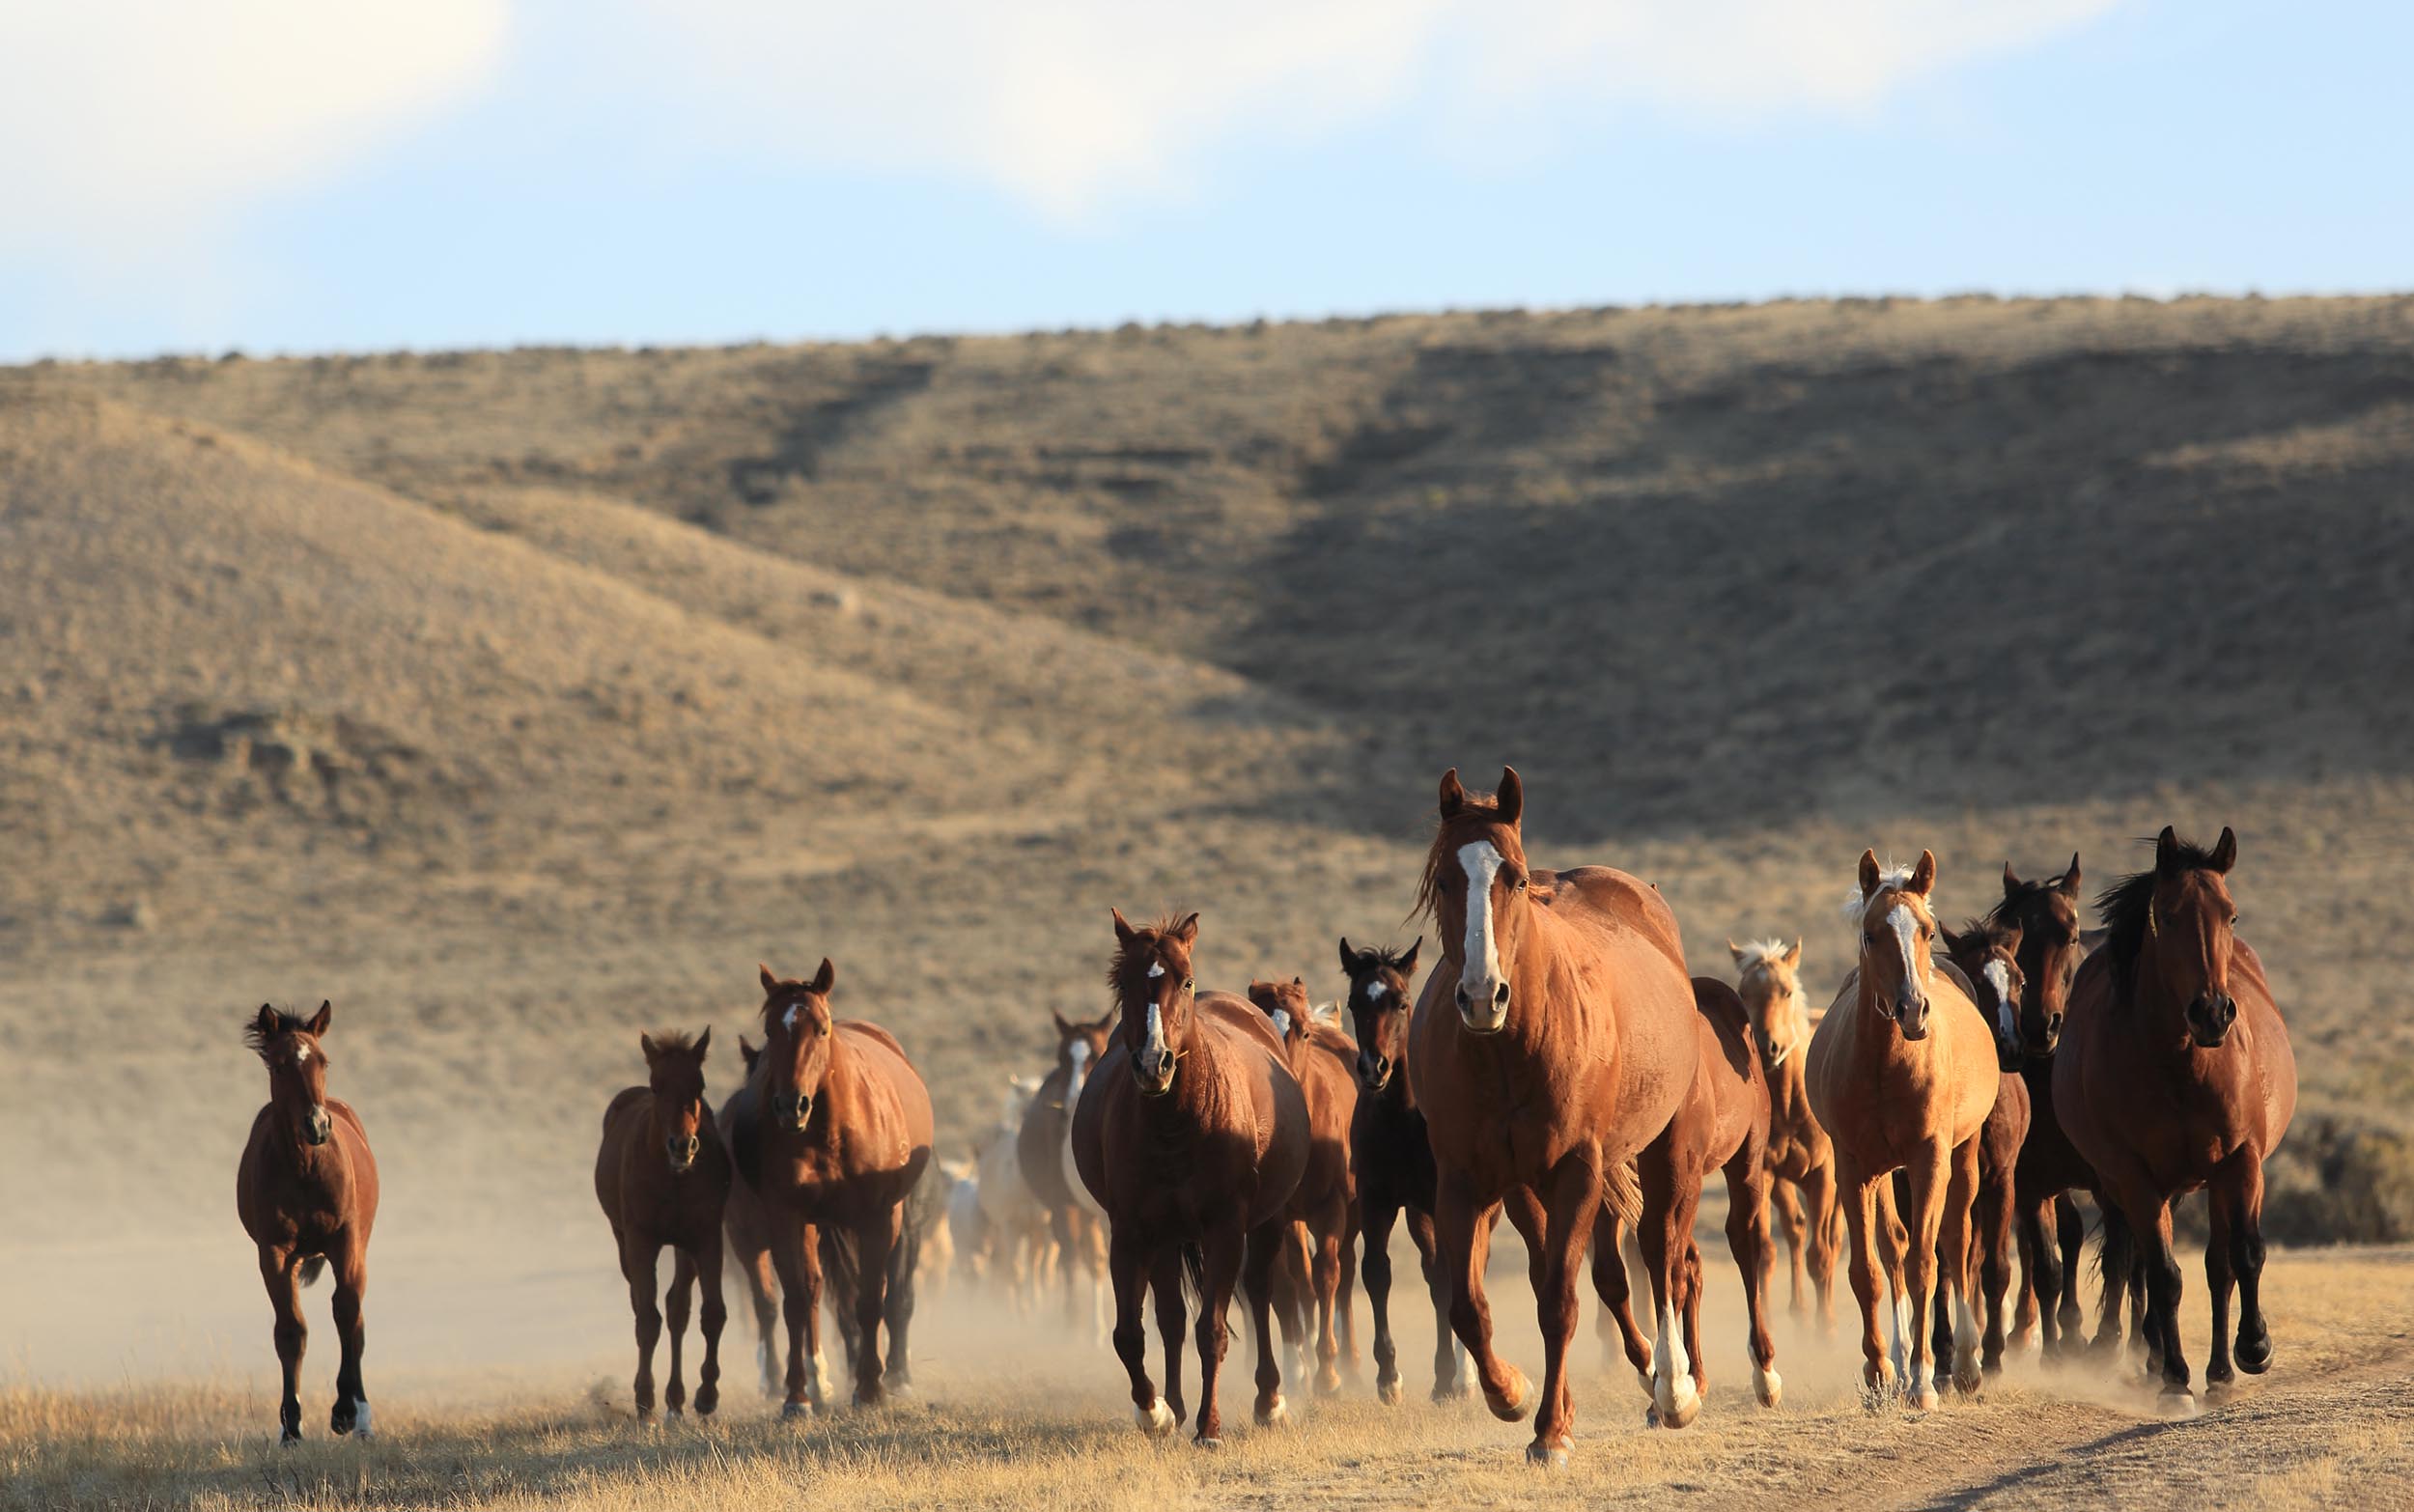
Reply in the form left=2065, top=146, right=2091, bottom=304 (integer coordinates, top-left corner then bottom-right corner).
left=972, top=1075, right=1058, bottom=1308
left=1338, top=935, right=1472, bottom=1406
left=1590, top=976, right=1784, bottom=1415
left=2055, top=827, right=2297, bottom=1411
left=1018, top=1008, right=1117, bottom=1339
left=722, top=959, right=935, bottom=1414
left=594, top=1028, right=731, bottom=1422
left=1071, top=910, right=1309, bottom=1446
left=1247, top=974, right=1361, bottom=1397
left=1937, top=922, right=2035, bottom=1384
left=1806, top=851, right=2000, bottom=1408
left=1409, top=767, right=1707, bottom=1465
left=236, top=1002, right=380, bottom=1444
left=1728, top=938, right=1841, bottom=1330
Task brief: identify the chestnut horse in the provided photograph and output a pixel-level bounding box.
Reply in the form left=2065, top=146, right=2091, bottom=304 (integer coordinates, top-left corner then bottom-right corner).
left=1728, top=938, right=1841, bottom=1329
left=1071, top=910, right=1309, bottom=1446
left=595, top=1029, right=731, bottom=1421
left=1017, top=1007, right=1117, bottom=1338
left=1807, top=852, right=1999, bottom=1408
left=723, top=959, right=934, bottom=1414
left=2056, top=827, right=2297, bottom=1410
left=1248, top=974, right=1360, bottom=1396
left=1410, top=768, right=1705, bottom=1466
left=1937, top=923, right=2035, bottom=1384
left=237, top=1002, right=379, bottom=1444
left=1339, top=936, right=1469, bottom=1406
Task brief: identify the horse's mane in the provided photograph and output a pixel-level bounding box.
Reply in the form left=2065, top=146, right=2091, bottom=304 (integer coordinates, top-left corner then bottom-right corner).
left=1984, top=873, right=2064, bottom=934
left=243, top=1008, right=310, bottom=1058
left=2096, top=833, right=2223, bottom=986
left=646, top=1028, right=704, bottom=1056
left=1733, top=938, right=1793, bottom=977
left=1414, top=789, right=1506, bottom=923
left=1838, top=859, right=1917, bottom=934
left=1954, top=916, right=2019, bottom=953
left=1106, top=913, right=1188, bottom=1002
left=1362, top=941, right=1419, bottom=974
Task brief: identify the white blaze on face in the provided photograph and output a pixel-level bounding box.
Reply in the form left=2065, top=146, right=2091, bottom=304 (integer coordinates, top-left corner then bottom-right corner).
left=294, top=1045, right=311, bottom=1063
left=783, top=1003, right=800, bottom=1033
left=1270, top=1009, right=1292, bottom=1041
left=1458, top=839, right=1506, bottom=996
left=1364, top=979, right=1387, bottom=1002
left=1982, top=958, right=2017, bottom=1042
left=1887, top=904, right=1922, bottom=993
left=1067, top=1037, right=1091, bottom=1100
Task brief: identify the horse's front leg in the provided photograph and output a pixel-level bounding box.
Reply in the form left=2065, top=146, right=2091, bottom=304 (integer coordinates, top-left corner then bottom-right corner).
left=2228, top=1150, right=2273, bottom=1376
left=850, top=1206, right=901, bottom=1407
left=1899, top=1148, right=1950, bottom=1409
left=1436, top=1174, right=1527, bottom=1421
left=1361, top=1197, right=1403, bottom=1404
left=1406, top=1208, right=1465, bottom=1400
left=1245, top=1218, right=1291, bottom=1427
left=621, top=1233, right=664, bottom=1422
left=1940, top=1138, right=1984, bottom=1395
left=1769, top=1177, right=1809, bottom=1320
left=1312, top=1197, right=1347, bottom=1396
left=328, top=1238, right=371, bottom=1438
left=1804, top=1153, right=1842, bottom=1333
left=259, top=1246, right=306, bottom=1444
left=1109, top=1228, right=1169, bottom=1435
left=1638, top=1133, right=1705, bottom=1429
left=1521, top=1159, right=1601, bottom=1467
left=1150, top=1246, right=1190, bottom=1428
left=663, top=1248, right=695, bottom=1418
left=1193, top=1219, right=1246, bottom=1445
left=695, top=1230, right=727, bottom=1417
left=1725, top=1151, right=1781, bottom=1407
left=766, top=1210, right=824, bottom=1418
left=1838, top=1164, right=1893, bottom=1398
left=2132, top=1192, right=2192, bottom=1409
left=2204, top=1177, right=2237, bottom=1393
left=1587, top=1205, right=1652, bottom=1394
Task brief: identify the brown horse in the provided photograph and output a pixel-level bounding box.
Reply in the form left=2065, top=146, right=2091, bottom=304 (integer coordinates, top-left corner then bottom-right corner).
left=236, top=1002, right=379, bottom=1444
left=1071, top=910, right=1309, bottom=1446
left=595, top=1029, right=732, bottom=1422
left=1247, top=974, right=1360, bottom=1397
left=723, top=959, right=935, bottom=1415
left=1017, top=1007, right=1117, bottom=1339
left=1937, top=923, right=2035, bottom=1384
left=1728, top=938, right=1841, bottom=1330
left=2056, top=827, right=2297, bottom=1410
left=1339, top=936, right=1470, bottom=1405
left=1410, top=768, right=1705, bottom=1465
left=1807, top=852, right=1999, bottom=1408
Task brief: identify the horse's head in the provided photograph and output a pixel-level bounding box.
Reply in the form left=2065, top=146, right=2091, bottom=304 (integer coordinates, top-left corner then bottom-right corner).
left=1108, top=908, right=1198, bottom=1096
left=1847, top=849, right=1943, bottom=1040
left=1728, top=938, right=1809, bottom=1073
left=1940, top=920, right=2026, bottom=1073
left=639, top=1027, right=712, bottom=1176
left=1247, top=976, right=1314, bottom=1052
left=1338, top=935, right=1420, bottom=1093
left=1048, top=1004, right=1117, bottom=1108
left=2106, top=826, right=2242, bottom=1050
left=1420, top=766, right=1531, bottom=1034
left=758, top=958, right=837, bottom=1133
left=1995, top=855, right=2084, bottom=1058
left=246, top=1001, right=335, bottom=1148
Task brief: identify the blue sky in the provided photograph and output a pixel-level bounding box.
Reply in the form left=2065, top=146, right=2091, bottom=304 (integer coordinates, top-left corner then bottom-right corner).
left=2, top=1, right=2405, bottom=363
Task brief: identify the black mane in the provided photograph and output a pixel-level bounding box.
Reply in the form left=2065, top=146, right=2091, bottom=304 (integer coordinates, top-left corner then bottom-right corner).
left=2096, top=833, right=2224, bottom=986
left=242, top=1007, right=310, bottom=1057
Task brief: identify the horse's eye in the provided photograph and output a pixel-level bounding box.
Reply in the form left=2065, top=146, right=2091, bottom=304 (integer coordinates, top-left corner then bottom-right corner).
left=1184, top=978, right=1195, bottom=992
left=2230, top=913, right=2241, bottom=928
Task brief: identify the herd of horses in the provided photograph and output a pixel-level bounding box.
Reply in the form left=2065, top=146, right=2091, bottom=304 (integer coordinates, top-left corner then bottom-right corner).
left=235, top=767, right=2295, bottom=1467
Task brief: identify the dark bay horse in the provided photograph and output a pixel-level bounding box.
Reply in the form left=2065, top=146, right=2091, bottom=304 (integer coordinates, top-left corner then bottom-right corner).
left=1339, top=936, right=1469, bottom=1406
left=1248, top=974, right=1360, bottom=1396
left=2056, top=828, right=2297, bottom=1410
left=1938, top=923, right=2035, bottom=1384
left=595, top=1029, right=731, bottom=1421
left=236, top=1002, right=379, bottom=1444
left=1807, top=852, right=1999, bottom=1408
left=1071, top=910, right=1308, bottom=1446
left=1017, top=1007, right=1117, bottom=1339
left=1409, top=768, right=1704, bottom=1465
left=1729, top=938, right=1840, bottom=1330
left=724, top=959, right=935, bottom=1414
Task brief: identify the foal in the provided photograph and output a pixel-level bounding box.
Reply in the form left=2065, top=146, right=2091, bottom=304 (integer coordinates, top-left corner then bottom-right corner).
left=237, top=1002, right=379, bottom=1444
left=595, top=1029, right=731, bottom=1421
left=1248, top=974, right=1360, bottom=1397
left=1017, top=1008, right=1117, bottom=1339
left=1728, top=938, right=1840, bottom=1329
left=1938, top=923, right=2034, bottom=1384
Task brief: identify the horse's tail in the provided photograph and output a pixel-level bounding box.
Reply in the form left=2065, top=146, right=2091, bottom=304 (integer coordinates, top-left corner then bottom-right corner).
left=298, top=1255, right=326, bottom=1289
left=1603, top=1158, right=1643, bottom=1231
left=2093, top=1201, right=2133, bottom=1292
left=820, top=1225, right=862, bottom=1315
left=1181, top=1241, right=1207, bottom=1317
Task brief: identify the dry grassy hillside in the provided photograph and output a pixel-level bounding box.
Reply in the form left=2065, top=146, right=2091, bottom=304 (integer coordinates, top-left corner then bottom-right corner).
left=6, top=297, right=2414, bottom=1400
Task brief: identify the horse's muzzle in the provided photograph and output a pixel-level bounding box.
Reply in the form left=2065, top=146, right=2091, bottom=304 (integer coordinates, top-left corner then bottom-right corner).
left=304, top=1106, right=332, bottom=1146
left=1356, top=1050, right=1392, bottom=1093
left=1455, top=981, right=1510, bottom=1034
left=1133, top=1050, right=1178, bottom=1097
left=1893, top=992, right=1930, bottom=1041
left=1994, top=1035, right=2024, bottom=1074
left=774, top=1093, right=813, bottom=1132
left=2186, top=993, right=2236, bottom=1048
left=666, top=1134, right=700, bottom=1174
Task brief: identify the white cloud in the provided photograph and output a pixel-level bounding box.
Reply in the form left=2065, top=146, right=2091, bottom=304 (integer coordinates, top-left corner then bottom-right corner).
left=622, top=0, right=2123, bottom=219
left=0, top=1, right=508, bottom=262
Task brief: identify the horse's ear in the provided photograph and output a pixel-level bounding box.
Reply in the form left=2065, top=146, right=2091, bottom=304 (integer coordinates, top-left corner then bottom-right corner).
left=1400, top=937, right=1421, bottom=976
left=2208, top=826, right=2236, bottom=874
left=1337, top=937, right=1358, bottom=973
left=306, top=1000, right=332, bottom=1037
left=1939, top=924, right=1965, bottom=954
left=1784, top=938, right=1803, bottom=967
left=2155, top=826, right=2182, bottom=874
left=693, top=1025, right=711, bottom=1059
left=640, top=1031, right=659, bottom=1059
left=1247, top=979, right=1272, bottom=1005
left=1052, top=1009, right=1075, bottom=1038
left=739, top=1034, right=758, bottom=1069
left=1857, top=850, right=1882, bottom=898
left=254, top=1003, right=279, bottom=1041
left=1438, top=768, right=1467, bottom=818
left=1292, top=975, right=1304, bottom=989
left=1999, top=919, right=2025, bottom=952
left=1726, top=938, right=1745, bottom=965
left=2002, top=861, right=2023, bottom=899
left=1091, top=1005, right=1118, bottom=1033
left=1496, top=766, right=1523, bottom=827
left=1111, top=907, right=1137, bottom=944
left=1169, top=912, right=1199, bottom=946
left=2059, top=854, right=2083, bottom=896
left=759, top=963, right=779, bottom=994
left=1907, top=851, right=1937, bottom=897
left=811, top=958, right=836, bottom=994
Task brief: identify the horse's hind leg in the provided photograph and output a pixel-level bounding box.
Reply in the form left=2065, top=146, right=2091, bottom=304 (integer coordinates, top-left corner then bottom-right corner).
left=258, top=1246, right=306, bottom=1444
left=731, top=1237, right=781, bottom=1397
left=695, top=1232, right=727, bottom=1417
left=1312, top=1199, right=1346, bottom=1397
left=1192, top=1221, right=1246, bottom=1444
left=849, top=1207, right=902, bottom=1407
left=663, top=1248, right=696, bottom=1417
left=1638, top=1134, right=1705, bottom=1429
left=1804, top=1156, right=1842, bottom=1333
left=1245, top=1220, right=1292, bottom=1428
left=883, top=1219, right=919, bottom=1395
left=2020, top=1194, right=2060, bottom=1360
left=1406, top=1208, right=1463, bottom=1401
left=1936, top=1140, right=1984, bottom=1398
left=1724, top=1153, right=1781, bottom=1408
left=1361, top=1198, right=1403, bottom=1404
left=1979, top=1177, right=2015, bottom=1377
left=1151, top=1247, right=1190, bottom=1427
left=1588, top=1207, right=1652, bottom=1394
left=1770, top=1179, right=1809, bottom=1321
left=2054, top=1193, right=2086, bottom=1349
left=1337, top=1198, right=1361, bottom=1375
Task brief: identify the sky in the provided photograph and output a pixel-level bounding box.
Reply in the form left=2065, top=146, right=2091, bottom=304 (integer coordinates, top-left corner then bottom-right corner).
left=1, top=1, right=2406, bottom=362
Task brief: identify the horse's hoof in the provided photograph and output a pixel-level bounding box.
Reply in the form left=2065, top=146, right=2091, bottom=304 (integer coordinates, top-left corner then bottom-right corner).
left=279, top=1429, right=301, bottom=1448
left=1654, top=1368, right=1701, bottom=1429
left=779, top=1401, right=811, bottom=1422
left=1953, top=1361, right=1983, bottom=1396
left=2159, top=1388, right=2199, bottom=1420
left=1315, top=1369, right=1342, bottom=1399
left=1193, top=1433, right=1222, bottom=1451
left=1377, top=1376, right=1403, bottom=1407
left=1484, top=1365, right=1533, bottom=1423
left=1254, top=1393, right=1289, bottom=1428
left=2237, top=1330, right=2272, bottom=1376
left=694, top=1388, right=717, bottom=1418
left=1910, top=1383, right=1941, bottom=1413
left=1433, top=1376, right=1473, bottom=1404
left=1754, top=1364, right=1783, bottom=1410
left=1527, top=1440, right=1570, bottom=1470
left=1137, top=1398, right=1176, bottom=1438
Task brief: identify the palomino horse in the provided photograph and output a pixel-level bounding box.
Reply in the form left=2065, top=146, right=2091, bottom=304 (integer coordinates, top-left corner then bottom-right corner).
left=1339, top=936, right=1470, bottom=1406
left=1072, top=910, right=1309, bottom=1446
left=1410, top=768, right=1705, bottom=1465
left=594, top=1029, right=731, bottom=1421
left=724, top=959, right=935, bottom=1414
left=237, top=1002, right=380, bottom=1444
left=1937, top=923, right=2035, bottom=1383
left=2056, top=828, right=2297, bottom=1410
left=1018, top=1008, right=1117, bottom=1338
left=1248, top=975, right=1361, bottom=1397
left=1728, top=938, right=1841, bottom=1329
left=1807, top=852, right=1999, bottom=1408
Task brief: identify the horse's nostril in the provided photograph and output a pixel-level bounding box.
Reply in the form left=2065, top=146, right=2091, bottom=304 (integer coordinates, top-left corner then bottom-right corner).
left=1493, top=982, right=1510, bottom=1009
